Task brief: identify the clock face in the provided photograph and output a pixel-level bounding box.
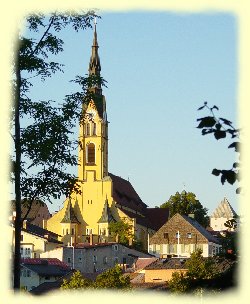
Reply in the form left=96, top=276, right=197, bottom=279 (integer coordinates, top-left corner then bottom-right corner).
left=86, top=109, right=96, bottom=121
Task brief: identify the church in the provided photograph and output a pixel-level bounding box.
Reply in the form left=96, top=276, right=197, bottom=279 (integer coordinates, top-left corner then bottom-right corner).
left=45, top=23, right=169, bottom=250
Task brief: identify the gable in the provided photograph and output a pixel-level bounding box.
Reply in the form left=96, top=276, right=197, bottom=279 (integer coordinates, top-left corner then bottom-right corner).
left=150, top=213, right=219, bottom=245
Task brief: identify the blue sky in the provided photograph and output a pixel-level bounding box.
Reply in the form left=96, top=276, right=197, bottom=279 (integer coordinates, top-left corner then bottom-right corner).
left=21, top=11, right=238, bottom=214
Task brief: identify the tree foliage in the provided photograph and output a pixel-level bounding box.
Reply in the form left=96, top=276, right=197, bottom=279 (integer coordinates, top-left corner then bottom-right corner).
left=160, top=191, right=209, bottom=227
left=61, top=266, right=131, bottom=290
left=196, top=102, right=240, bottom=193
left=109, top=219, right=135, bottom=246
left=168, top=249, right=219, bottom=294
left=61, top=271, right=92, bottom=290
left=94, top=265, right=131, bottom=290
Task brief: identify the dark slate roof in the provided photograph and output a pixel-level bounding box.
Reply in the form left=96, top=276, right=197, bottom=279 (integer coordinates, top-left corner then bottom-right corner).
left=21, top=258, right=71, bottom=277
left=97, top=200, right=116, bottom=223
left=144, top=256, right=236, bottom=273
left=145, top=208, right=169, bottom=231
left=117, top=207, right=153, bottom=228
left=145, top=258, right=188, bottom=270
left=10, top=199, right=50, bottom=221
left=60, top=199, right=80, bottom=224
left=22, top=222, right=62, bottom=243
left=109, top=173, right=148, bottom=212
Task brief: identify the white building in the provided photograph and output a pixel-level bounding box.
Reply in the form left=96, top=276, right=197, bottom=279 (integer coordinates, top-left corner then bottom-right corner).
left=210, top=197, right=239, bottom=232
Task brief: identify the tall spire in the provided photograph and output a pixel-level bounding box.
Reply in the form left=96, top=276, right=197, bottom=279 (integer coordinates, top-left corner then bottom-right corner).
left=89, top=18, right=101, bottom=79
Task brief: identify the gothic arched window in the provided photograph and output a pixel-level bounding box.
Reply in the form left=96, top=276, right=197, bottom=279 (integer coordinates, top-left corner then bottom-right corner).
left=86, top=123, right=90, bottom=136
left=87, top=143, right=95, bottom=164
left=92, top=123, right=97, bottom=135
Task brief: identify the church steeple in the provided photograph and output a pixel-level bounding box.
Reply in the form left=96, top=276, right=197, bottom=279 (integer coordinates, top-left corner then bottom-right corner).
left=88, top=19, right=102, bottom=95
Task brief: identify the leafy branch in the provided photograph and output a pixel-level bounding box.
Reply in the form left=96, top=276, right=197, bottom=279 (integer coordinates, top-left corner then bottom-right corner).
left=196, top=102, right=240, bottom=193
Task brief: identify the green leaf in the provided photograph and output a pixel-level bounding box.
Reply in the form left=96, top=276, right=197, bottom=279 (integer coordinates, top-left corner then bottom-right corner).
left=197, top=116, right=216, bottom=128
left=214, top=130, right=226, bottom=140
left=212, top=169, right=221, bottom=176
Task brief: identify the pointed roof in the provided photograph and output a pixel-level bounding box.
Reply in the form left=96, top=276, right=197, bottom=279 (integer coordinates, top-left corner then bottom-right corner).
left=150, top=213, right=220, bottom=244
left=97, top=199, right=116, bottom=223
left=60, top=199, right=80, bottom=224
left=88, top=22, right=101, bottom=77
left=211, top=197, right=237, bottom=218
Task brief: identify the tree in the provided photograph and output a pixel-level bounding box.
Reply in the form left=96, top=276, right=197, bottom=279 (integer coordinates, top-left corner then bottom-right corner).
left=185, top=249, right=217, bottom=280
left=60, top=266, right=131, bottom=290
left=160, top=191, right=209, bottom=227
left=196, top=102, right=240, bottom=194
left=12, top=12, right=106, bottom=290
left=168, top=249, right=219, bottom=294
left=109, top=219, right=135, bottom=246
left=61, top=271, right=92, bottom=290
left=94, top=265, right=131, bottom=290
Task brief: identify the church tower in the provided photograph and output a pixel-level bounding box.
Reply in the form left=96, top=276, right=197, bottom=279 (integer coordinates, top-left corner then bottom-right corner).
left=78, top=21, right=108, bottom=182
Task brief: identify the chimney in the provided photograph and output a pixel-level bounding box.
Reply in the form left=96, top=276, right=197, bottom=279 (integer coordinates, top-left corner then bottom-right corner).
left=90, top=233, right=93, bottom=245
left=23, top=220, right=27, bottom=229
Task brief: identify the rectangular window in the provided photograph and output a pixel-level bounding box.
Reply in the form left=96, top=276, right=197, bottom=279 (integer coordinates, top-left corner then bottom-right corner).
left=67, top=257, right=71, bottom=263
left=112, top=244, right=118, bottom=251
left=176, top=232, right=180, bottom=239
left=93, top=256, right=97, bottom=262
left=86, top=228, right=93, bottom=235
left=187, top=233, right=192, bottom=238
left=71, top=228, right=75, bottom=235
left=163, top=232, right=168, bottom=239
left=103, top=256, right=108, bottom=264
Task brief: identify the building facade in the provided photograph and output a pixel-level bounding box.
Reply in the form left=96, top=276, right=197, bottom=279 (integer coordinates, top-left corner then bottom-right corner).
left=149, top=213, right=221, bottom=258
left=210, top=197, right=239, bottom=232
left=41, top=242, right=152, bottom=273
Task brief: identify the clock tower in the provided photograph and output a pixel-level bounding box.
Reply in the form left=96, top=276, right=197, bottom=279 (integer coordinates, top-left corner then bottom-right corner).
left=78, top=22, right=108, bottom=182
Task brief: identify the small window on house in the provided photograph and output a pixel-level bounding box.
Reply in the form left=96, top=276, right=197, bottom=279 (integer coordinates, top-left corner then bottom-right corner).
left=67, top=257, right=71, bottom=263
left=66, top=229, right=69, bottom=235
left=163, top=232, right=168, bottom=239
left=112, top=245, right=118, bottom=251
left=103, top=256, right=108, bottom=264
left=176, top=232, right=180, bottom=239
left=93, top=256, right=97, bottom=263
left=86, top=143, right=95, bottom=164
left=187, top=233, right=192, bottom=238
left=71, top=228, right=75, bottom=235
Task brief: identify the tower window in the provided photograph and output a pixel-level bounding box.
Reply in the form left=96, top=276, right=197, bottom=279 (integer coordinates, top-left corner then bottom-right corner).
left=86, top=123, right=90, bottom=136
left=92, top=123, right=97, bottom=135
left=86, top=143, right=95, bottom=164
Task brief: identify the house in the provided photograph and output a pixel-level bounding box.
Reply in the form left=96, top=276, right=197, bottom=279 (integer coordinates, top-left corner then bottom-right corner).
left=20, top=258, right=72, bottom=291
left=144, top=258, right=188, bottom=283
left=10, top=199, right=51, bottom=228
left=45, top=22, right=169, bottom=251
left=143, top=256, right=236, bottom=284
left=210, top=197, right=239, bottom=232
left=10, top=220, right=63, bottom=259
left=40, top=242, right=152, bottom=273
left=149, top=213, right=221, bottom=258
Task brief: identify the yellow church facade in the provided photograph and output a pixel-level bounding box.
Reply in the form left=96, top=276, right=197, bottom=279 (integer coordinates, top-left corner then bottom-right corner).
left=45, top=23, right=168, bottom=250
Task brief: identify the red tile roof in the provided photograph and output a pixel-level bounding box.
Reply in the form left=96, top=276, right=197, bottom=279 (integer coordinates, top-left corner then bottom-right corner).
left=21, top=258, right=69, bottom=269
